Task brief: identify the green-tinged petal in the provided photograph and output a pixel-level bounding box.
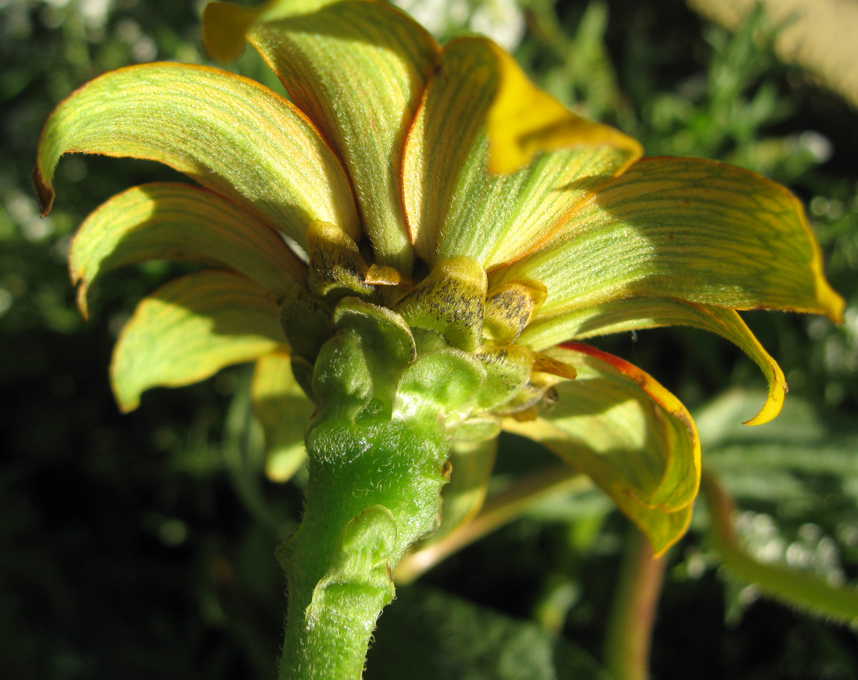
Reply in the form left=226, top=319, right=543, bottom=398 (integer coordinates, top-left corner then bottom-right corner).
left=520, top=298, right=785, bottom=426
left=205, top=0, right=439, bottom=273
left=503, top=343, right=699, bottom=555
left=251, top=350, right=314, bottom=482
left=494, top=157, right=844, bottom=322
left=112, top=270, right=285, bottom=412
left=430, top=437, right=498, bottom=544
left=403, top=36, right=641, bottom=270
left=71, top=183, right=306, bottom=318
left=35, top=62, right=358, bottom=248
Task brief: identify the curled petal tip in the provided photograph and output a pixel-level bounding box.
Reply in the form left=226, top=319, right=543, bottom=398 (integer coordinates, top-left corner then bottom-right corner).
left=32, top=167, right=54, bottom=217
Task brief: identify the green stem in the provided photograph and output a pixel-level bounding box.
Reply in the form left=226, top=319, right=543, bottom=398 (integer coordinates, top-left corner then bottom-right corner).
left=277, top=417, right=449, bottom=679
left=701, top=470, right=858, bottom=627
left=603, top=526, right=667, bottom=680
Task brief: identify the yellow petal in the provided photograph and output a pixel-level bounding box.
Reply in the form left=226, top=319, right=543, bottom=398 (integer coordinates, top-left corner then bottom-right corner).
left=71, top=183, right=306, bottom=318
left=486, top=41, right=642, bottom=176
left=520, top=297, right=786, bottom=425
left=206, top=0, right=439, bottom=273
left=35, top=62, right=359, bottom=250
left=403, top=36, right=641, bottom=270
left=496, top=157, right=844, bottom=322
left=251, top=350, right=314, bottom=482
left=111, top=271, right=285, bottom=412
left=503, top=343, right=700, bottom=555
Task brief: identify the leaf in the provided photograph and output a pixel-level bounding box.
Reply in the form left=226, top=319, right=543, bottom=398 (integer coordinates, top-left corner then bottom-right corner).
left=251, top=350, right=314, bottom=482
left=494, top=157, right=844, bottom=323
left=206, top=0, right=440, bottom=272
left=70, top=183, right=306, bottom=317
left=367, top=585, right=611, bottom=680
left=35, top=62, right=359, bottom=249
left=403, top=36, right=641, bottom=270
left=111, top=270, right=285, bottom=412
left=519, top=297, right=786, bottom=425
left=503, top=343, right=699, bottom=555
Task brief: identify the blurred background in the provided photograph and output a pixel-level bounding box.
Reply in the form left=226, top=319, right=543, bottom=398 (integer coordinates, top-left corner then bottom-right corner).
left=1, top=0, right=857, bottom=678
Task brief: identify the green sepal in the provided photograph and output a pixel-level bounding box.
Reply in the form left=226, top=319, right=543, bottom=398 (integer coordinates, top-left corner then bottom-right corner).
left=393, top=348, right=486, bottom=428
left=333, top=297, right=417, bottom=412
left=474, top=344, right=534, bottom=411
left=306, top=220, right=375, bottom=302
left=279, top=283, right=334, bottom=363
left=311, top=328, right=373, bottom=424
left=394, top=257, right=486, bottom=352
left=483, top=280, right=546, bottom=343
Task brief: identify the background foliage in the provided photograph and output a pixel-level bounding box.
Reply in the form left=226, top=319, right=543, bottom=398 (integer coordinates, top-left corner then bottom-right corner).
left=2, top=0, right=857, bottom=678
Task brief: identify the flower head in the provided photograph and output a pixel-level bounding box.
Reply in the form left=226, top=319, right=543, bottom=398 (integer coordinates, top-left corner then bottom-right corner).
left=35, top=0, right=843, bottom=554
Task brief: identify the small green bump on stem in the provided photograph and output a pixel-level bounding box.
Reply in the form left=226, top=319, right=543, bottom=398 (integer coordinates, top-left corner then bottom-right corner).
left=394, top=348, right=486, bottom=426
left=333, top=298, right=416, bottom=412
left=311, top=328, right=373, bottom=423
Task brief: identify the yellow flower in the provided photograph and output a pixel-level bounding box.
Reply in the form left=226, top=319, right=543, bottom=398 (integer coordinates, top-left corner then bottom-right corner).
left=34, top=0, right=842, bottom=556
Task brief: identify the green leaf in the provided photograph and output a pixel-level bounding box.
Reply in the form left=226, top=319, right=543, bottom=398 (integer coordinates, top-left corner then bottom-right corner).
left=70, top=182, right=306, bottom=317
left=35, top=62, right=359, bottom=249
left=495, top=157, right=844, bottom=322
left=520, top=297, right=786, bottom=425
left=207, top=0, right=440, bottom=272
left=112, top=270, right=285, bottom=412
left=367, top=586, right=611, bottom=680
left=503, top=343, right=699, bottom=555
left=251, top=350, right=314, bottom=482
left=402, top=36, right=640, bottom=270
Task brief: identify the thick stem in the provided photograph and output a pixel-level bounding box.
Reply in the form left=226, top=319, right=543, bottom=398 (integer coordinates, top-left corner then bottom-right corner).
left=603, top=526, right=667, bottom=680
left=277, top=417, right=449, bottom=680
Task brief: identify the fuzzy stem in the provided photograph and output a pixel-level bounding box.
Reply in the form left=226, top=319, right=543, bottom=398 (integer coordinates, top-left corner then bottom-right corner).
left=276, top=417, right=449, bottom=680
left=701, top=469, right=858, bottom=627
left=603, top=526, right=667, bottom=680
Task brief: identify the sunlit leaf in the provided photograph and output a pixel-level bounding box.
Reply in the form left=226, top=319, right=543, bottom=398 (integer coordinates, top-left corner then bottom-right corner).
left=71, top=183, right=306, bottom=317
left=503, top=343, right=699, bottom=554
left=494, top=157, right=844, bottom=322
left=112, top=270, right=285, bottom=412
left=35, top=62, right=359, bottom=249
left=403, top=36, right=640, bottom=270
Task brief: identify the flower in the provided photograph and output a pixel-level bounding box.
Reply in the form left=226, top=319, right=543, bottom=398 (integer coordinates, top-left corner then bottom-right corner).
left=34, top=0, right=843, bottom=555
